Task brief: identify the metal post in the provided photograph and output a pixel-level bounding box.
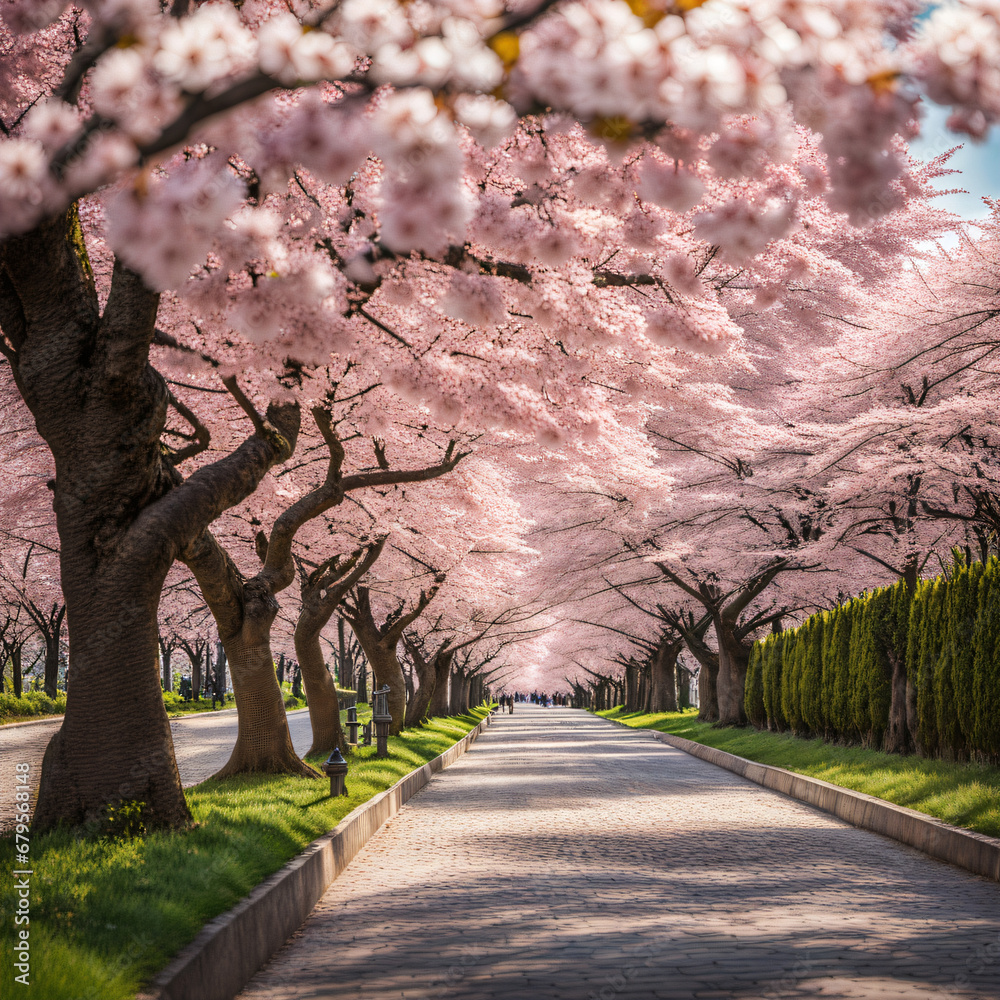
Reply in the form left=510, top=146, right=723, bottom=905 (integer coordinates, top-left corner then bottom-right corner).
left=346, top=705, right=360, bottom=746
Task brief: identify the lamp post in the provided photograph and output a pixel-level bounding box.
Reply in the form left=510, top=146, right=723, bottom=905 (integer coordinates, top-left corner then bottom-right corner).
left=322, top=747, right=349, bottom=797
left=346, top=705, right=360, bottom=746
left=372, top=684, right=391, bottom=759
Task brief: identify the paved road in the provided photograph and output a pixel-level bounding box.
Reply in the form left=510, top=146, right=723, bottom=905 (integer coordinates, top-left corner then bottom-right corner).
left=235, top=705, right=1000, bottom=1000
left=0, top=708, right=313, bottom=829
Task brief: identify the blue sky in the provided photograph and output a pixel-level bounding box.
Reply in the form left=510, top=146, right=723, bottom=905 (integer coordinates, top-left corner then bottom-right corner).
left=909, top=102, right=1000, bottom=223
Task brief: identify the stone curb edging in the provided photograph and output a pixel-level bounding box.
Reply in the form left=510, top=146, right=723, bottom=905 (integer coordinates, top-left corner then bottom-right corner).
left=605, top=717, right=1000, bottom=884
left=137, top=712, right=495, bottom=1000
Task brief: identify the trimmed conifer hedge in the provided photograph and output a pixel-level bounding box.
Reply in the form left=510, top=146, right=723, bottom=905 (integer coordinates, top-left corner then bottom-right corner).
left=745, top=556, right=1000, bottom=762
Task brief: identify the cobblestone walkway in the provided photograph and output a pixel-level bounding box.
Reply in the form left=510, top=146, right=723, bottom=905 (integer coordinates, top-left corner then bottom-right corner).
left=236, top=705, right=1000, bottom=1000
left=0, top=709, right=312, bottom=829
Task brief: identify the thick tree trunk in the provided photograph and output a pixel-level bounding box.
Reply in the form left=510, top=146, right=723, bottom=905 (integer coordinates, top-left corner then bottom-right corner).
left=450, top=670, right=470, bottom=715
left=215, top=631, right=315, bottom=779
left=625, top=661, right=640, bottom=712
left=35, top=574, right=192, bottom=830
left=697, top=655, right=720, bottom=723
left=346, top=630, right=405, bottom=734
left=649, top=640, right=680, bottom=713
left=404, top=646, right=438, bottom=728
left=42, top=607, right=65, bottom=698
left=191, top=651, right=203, bottom=700
left=295, top=607, right=345, bottom=757
left=429, top=653, right=451, bottom=717
left=470, top=674, right=484, bottom=706
left=369, top=646, right=406, bottom=734
left=4, top=213, right=301, bottom=828
left=676, top=664, right=691, bottom=709
left=715, top=619, right=750, bottom=726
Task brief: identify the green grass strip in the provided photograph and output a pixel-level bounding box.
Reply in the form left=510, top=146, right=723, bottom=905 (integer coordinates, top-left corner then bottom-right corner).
left=598, top=707, right=1000, bottom=839
left=1, top=706, right=490, bottom=1000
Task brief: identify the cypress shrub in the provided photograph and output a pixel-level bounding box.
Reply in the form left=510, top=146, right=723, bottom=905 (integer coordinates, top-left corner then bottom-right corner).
left=868, top=586, right=896, bottom=745
left=953, top=558, right=988, bottom=753
left=749, top=558, right=996, bottom=759
left=744, top=639, right=767, bottom=729
left=828, top=601, right=854, bottom=738
left=762, top=630, right=786, bottom=730
left=782, top=623, right=806, bottom=734
left=913, top=579, right=941, bottom=756
left=800, top=613, right=826, bottom=734
left=938, top=568, right=975, bottom=758
left=848, top=596, right=873, bottom=742
left=849, top=590, right=892, bottom=747
left=971, top=559, right=1000, bottom=761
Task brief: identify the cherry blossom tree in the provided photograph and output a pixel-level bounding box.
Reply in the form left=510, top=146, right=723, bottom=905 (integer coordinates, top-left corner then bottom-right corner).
left=3, top=0, right=998, bottom=830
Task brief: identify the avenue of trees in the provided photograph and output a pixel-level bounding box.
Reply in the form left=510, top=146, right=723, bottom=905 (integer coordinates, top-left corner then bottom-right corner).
left=2, top=0, right=1000, bottom=830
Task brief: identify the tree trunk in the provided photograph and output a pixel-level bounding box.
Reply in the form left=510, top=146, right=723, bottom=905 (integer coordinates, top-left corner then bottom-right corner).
left=450, top=669, right=470, bottom=715
left=625, top=661, right=639, bottom=712
left=369, top=646, right=406, bottom=734
left=2, top=213, right=303, bottom=828
left=43, top=607, right=65, bottom=698
left=295, top=606, right=345, bottom=757
left=676, top=664, right=692, bottom=709
left=12, top=646, right=22, bottom=699
left=344, top=594, right=408, bottom=734
left=697, top=655, right=720, bottom=723
left=404, top=645, right=439, bottom=728
left=403, top=658, right=416, bottom=709
left=470, top=674, right=484, bottom=706
left=337, top=617, right=349, bottom=689
left=649, top=640, right=680, bottom=713
left=191, top=649, right=203, bottom=701
left=34, top=577, right=192, bottom=830
left=429, top=652, right=451, bottom=717
left=161, top=642, right=172, bottom=692
left=715, top=618, right=750, bottom=726
left=215, top=629, right=315, bottom=779
left=358, top=658, right=368, bottom=704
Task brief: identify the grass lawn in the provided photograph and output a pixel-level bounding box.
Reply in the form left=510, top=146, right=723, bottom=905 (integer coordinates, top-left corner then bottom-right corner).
left=0, top=682, right=339, bottom=724
left=0, top=706, right=490, bottom=1000
left=598, top=707, right=1000, bottom=840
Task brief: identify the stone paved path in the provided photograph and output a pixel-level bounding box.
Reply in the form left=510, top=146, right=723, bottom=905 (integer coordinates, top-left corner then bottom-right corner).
left=0, top=708, right=312, bottom=829
left=235, top=705, right=1000, bottom=1000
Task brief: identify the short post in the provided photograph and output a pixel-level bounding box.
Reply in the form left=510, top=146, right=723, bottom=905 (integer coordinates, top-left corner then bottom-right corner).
left=362, top=721, right=372, bottom=746
left=346, top=705, right=360, bottom=746
left=372, top=684, right=391, bottom=759
left=322, top=747, right=349, bottom=797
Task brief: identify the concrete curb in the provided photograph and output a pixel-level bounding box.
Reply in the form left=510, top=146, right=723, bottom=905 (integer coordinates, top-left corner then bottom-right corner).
left=138, top=712, right=494, bottom=1000
left=606, top=717, right=1000, bottom=884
